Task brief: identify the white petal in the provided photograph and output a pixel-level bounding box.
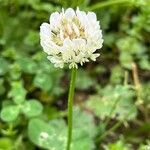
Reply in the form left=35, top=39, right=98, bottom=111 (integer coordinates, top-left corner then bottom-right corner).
left=73, top=39, right=86, bottom=49
left=87, top=12, right=97, bottom=21
left=65, top=8, right=75, bottom=19
left=63, top=38, right=73, bottom=48
left=72, top=23, right=80, bottom=36
left=59, top=29, right=64, bottom=41
left=62, top=49, right=75, bottom=62
left=47, top=56, right=64, bottom=68
left=90, top=53, right=100, bottom=61
left=41, top=40, right=60, bottom=55
left=76, top=9, right=88, bottom=27
left=49, top=12, right=61, bottom=27
left=40, top=23, right=51, bottom=37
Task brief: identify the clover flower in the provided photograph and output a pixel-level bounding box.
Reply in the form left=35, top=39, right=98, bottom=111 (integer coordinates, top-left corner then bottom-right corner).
left=40, top=8, right=103, bottom=69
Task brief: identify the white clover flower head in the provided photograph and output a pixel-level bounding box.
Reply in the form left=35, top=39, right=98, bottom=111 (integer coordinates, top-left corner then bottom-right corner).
left=40, top=7, right=103, bottom=69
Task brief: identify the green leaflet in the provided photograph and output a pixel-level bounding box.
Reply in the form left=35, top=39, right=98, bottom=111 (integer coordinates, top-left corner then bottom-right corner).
left=0, top=105, right=20, bottom=122
left=28, top=107, right=96, bottom=150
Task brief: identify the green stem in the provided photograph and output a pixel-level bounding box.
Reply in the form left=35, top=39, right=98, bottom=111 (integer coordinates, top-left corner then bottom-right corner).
left=88, top=0, right=133, bottom=11
left=66, top=68, right=77, bottom=150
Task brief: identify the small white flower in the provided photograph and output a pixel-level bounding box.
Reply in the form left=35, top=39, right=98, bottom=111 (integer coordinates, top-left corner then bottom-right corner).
left=40, top=8, right=103, bottom=69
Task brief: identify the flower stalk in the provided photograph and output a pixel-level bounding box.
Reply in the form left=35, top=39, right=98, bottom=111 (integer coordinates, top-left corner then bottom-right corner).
left=66, top=68, right=77, bottom=150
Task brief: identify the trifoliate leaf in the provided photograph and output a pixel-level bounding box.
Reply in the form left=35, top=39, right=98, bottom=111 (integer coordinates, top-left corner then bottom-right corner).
left=28, top=118, right=67, bottom=150
left=76, top=70, right=94, bottom=90
left=1, top=47, right=17, bottom=59
left=22, top=100, right=43, bottom=118
left=0, top=106, right=20, bottom=122
left=85, top=85, right=137, bottom=120
left=117, top=37, right=147, bottom=69
left=117, top=37, right=145, bottom=55
left=17, top=57, right=38, bottom=74
left=9, top=63, right=21, bottom=80
left=33, top=72, right=53, bottom=92
left=28, top=107, right=96, bottom=150
left=24, top=30, right=39, bottom=46
left=9, top=81, right=26, bottom=104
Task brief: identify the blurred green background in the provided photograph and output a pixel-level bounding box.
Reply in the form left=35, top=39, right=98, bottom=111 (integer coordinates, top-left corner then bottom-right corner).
left=0, top=0, right=150, bottom=149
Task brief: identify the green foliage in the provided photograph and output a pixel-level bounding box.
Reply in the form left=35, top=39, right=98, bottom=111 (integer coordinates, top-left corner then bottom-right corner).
left=28, top=118, right=67, bottom=150
left=103, top=139, right=130, bottom=150
left=0, top=138, right=13, bottom=150
left=117, top=37, right=148, bottom=69
left=17, top=57, right=38, bottom=74
left=0, top=98, right=43, bottom=122
left=8, top=81, right=26, bottom=104
left=0, top=105, right=20, bottom=122
left=0, top=57, right=9, bottom=75
left=0, top=0, right=149, bottom=149
left=141, top=83, right=150, bottom=104
left=28, top=107, right=96, bottom=150
left=138, top=141, right=150, bottom=150
left=86, top=85, right=137, bottom=120
left=0, top=81, right=43, bottom=122
left=76, top=70, right=95, bottom=90
left=33, top=72, right=53, bottom=92
left=0, top=78, right=5, bottom=95
left=110, top=65, right=124, bottom=84
left=72, top=107, right=96, bottom=150
left=22, top=100, right=43, bottom=118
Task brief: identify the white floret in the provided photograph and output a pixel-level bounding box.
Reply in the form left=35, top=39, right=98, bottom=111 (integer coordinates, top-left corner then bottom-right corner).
left=40, top=7, right=103, bottom=69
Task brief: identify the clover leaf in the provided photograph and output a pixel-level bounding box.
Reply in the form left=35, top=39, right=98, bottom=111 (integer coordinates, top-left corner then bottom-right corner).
left=28, top=118, right=67, bottom=150
left=8, top=81, right=27, bottom=104
left=28, top=107, right=96, bottom=150
left=22, top=99, right=43, bottom=118
left=0, top=106, right=20, bottom=122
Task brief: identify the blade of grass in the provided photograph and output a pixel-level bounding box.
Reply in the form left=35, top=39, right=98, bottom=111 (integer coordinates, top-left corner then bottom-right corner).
left=87, top=0, right=134, bottom=11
